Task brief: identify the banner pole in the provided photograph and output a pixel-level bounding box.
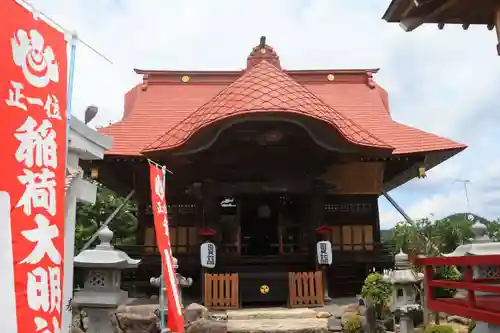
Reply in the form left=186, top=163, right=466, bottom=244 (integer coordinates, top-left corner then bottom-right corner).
left=159, top=166, right=167, bottom=330
left=62, top=32, right=78, bottom=333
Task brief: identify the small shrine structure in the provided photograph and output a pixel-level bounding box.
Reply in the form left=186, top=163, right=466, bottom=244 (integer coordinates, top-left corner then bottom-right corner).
left=414, top=218, right=500, bottom=329
left=382, top=0, right=500, bottom=55
left=89, top=37, right=466, bottom=308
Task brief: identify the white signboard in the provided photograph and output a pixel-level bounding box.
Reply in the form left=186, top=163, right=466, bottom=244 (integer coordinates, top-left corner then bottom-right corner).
left=0, top=192, right=17, bottom=333
left=200, top=242, right=216, bottom=268
left=316, top=241, right=333, bottom=266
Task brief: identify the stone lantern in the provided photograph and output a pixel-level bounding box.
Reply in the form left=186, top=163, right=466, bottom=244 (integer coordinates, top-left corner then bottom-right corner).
left=443, top=216, right=500, bottom=333
left=73, top=226, right=141, bottom=308
left=383, top=250, right=423, bottom=333
left=444, top=217, right=500, bottom=278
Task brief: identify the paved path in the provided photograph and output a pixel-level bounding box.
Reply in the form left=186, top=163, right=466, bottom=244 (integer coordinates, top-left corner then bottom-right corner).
left=226, top=307, right=329, bottom=333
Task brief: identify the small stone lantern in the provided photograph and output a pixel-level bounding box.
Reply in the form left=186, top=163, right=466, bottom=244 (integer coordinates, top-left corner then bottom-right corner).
left=73, top=226, right=141, bottom=308
left=150, top=257, right=193, bottom=308
left=384, top=250, right=423, bottom=333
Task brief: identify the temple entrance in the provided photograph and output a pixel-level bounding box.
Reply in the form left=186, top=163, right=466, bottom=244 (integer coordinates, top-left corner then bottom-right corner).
left=240, top=195, right=280, bottom=256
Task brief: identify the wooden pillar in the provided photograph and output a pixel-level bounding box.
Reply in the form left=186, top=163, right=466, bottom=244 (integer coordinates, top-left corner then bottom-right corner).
left=136, top=201, right=149, bottom=246
left=373, top=197, right=382, bottom=245
left=201, top=186, right=219, bottom=230
left=310, top=189, right=325, bottom=246
left=200, top=186, right=220, bottom=305
left=310, top=189, right=332, bottom=302
left=134, top=163, right=151, bottom=247
left=495, top=7, right=500, bottom=55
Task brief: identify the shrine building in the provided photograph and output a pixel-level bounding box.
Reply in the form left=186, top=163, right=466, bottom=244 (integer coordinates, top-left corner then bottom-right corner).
left=92, top=37, right=466, bottom=308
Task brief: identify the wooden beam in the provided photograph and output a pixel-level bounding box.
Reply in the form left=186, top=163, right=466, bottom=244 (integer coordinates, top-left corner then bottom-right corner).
left=202, top=180, right=328, bottom=196
left=400, top=0, right=460, bottom=32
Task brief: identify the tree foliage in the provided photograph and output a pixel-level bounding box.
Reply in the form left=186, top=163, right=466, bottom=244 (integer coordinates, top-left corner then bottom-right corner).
left=385, top=213, right=498, bottom=256
left=382, top=213, right=499, bottom=300
left=75, top=183, right=137, bottom=252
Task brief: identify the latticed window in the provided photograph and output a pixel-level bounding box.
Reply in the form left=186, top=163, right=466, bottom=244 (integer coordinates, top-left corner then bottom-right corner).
left=329, top=225, right=374, bottom=251
left=323, top=195, right=377, bottom=251
left=143, top=202, right=199, bottom=254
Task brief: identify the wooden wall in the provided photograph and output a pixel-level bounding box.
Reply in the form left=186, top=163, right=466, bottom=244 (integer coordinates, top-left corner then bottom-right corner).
left=320, top=162, right=384, bottom=194
left=323, top=194, right=380, bottom=251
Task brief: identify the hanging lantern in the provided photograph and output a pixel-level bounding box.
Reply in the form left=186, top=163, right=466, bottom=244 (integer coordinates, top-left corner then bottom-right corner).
left=417, top=166, right=427, bottom=179
left=198, top=227, right=216, bottom=237
left=90, top=167, right=99, bottom=179
left=315, top=225, right=332, bottom=235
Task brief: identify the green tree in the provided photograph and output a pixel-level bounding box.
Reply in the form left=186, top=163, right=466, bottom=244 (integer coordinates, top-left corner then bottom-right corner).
left=389, top=218, right=440, bottom=256
left=386, top=213, right=495, bottom=256
left=487, top=218, right=500, bottom=241
left=75, top=183, right=137, bottom=252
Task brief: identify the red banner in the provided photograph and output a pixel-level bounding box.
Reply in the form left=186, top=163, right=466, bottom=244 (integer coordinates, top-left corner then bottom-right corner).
left=149, top=162, right=185, bottom=333
left=0, top=1, right=67, bottom=332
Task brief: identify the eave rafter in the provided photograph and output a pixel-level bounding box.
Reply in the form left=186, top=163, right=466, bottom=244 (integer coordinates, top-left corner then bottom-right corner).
left=398, top=0, right=460, bottom=32
left=385, top=0, right=500, bottom=55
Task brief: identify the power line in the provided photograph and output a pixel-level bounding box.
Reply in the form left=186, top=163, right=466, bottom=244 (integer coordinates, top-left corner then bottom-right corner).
left=16, top=0, right=114, bottom=64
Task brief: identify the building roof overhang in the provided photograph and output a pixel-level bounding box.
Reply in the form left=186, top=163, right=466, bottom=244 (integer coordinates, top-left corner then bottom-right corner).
left=97, top=37, right=467, bottom=193
left=383, top=0, right=498, bottom=31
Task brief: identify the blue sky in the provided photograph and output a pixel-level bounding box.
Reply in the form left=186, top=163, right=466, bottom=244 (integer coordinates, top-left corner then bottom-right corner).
left=28, top=0, right=500, bottom=228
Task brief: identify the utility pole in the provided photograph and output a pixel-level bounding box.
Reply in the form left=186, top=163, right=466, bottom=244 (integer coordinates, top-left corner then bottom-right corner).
left=455, top=179, right=471, bottom=215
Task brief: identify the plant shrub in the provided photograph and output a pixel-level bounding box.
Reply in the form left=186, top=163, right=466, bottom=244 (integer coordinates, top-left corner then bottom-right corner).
left=424, top=324, right=454, bottom=333
left=344, top=314, right=363, bottom=333
left=360, top=273, right=391, bottom=318
left=433, top=265, right=461, bottom=298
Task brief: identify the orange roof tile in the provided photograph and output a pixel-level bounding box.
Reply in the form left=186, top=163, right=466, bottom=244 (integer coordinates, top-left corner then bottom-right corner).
left=306, top=84, right=467, bottom=154
left=99, top=83, right=229, bottom=156
left=143, top=60, right=392, bottom=153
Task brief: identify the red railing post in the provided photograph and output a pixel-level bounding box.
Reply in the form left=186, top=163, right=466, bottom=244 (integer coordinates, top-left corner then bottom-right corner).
left=424, top=265, right=433, bottom=306
left=464, top=264, right=476, bottom=308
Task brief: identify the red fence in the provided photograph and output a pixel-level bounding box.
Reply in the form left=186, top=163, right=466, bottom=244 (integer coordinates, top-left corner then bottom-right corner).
left=414, top=254, right=500, bottom=325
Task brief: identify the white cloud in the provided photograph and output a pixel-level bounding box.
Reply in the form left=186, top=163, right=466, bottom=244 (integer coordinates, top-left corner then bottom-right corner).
left=25, top=0, right=500, bottom=226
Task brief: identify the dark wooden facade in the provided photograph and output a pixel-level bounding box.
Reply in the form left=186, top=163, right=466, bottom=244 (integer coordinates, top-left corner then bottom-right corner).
left=93, top=118, right=410, bottom=304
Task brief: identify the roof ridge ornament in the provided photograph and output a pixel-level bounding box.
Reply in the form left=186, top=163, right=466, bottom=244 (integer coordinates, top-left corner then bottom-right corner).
left=247, top=36, right=281, bottom=69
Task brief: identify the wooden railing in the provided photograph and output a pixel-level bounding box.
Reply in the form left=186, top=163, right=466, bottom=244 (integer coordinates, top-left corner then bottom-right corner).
left=414, top=254, right=500, bottom=325
left=288, top=271, right=324, bottom=307
left=204, top=273, right=239, bottom=309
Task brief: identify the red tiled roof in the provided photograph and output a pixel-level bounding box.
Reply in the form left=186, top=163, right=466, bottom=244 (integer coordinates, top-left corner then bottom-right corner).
left=99, top=46, right=466, bottom=157
left=143, top=60, right=392, bottom=152
left=99, top=83, right=229, bottom=155
left=306, top=84, right=466, bottom=154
